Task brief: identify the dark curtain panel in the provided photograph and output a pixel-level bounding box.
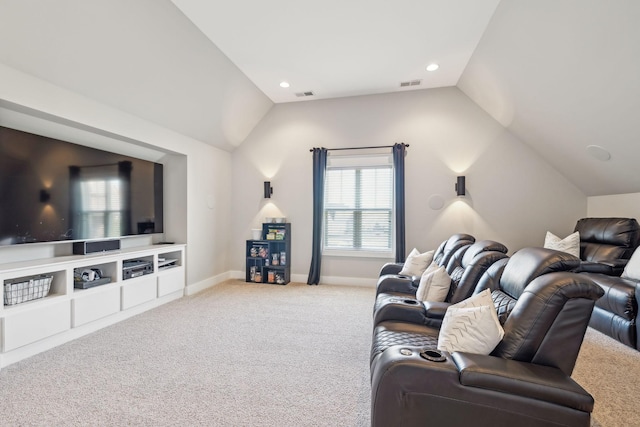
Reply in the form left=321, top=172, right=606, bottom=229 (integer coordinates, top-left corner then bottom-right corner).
left=307, top=147, right=327, bottom=285
left=393, top=143, right=407, bottom=263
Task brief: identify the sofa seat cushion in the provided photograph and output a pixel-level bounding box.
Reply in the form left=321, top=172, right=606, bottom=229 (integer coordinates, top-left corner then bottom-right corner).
left=371, top=321, right=438, bottom=364
left=581, top=273, right=638, bottom=320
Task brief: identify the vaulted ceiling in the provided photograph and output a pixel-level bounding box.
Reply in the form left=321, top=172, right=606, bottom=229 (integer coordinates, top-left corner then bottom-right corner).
left=1, top=0, right=639, bottom=196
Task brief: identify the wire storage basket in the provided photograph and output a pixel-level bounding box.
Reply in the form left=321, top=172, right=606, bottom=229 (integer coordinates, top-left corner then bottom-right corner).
left=4, top=275, right=53, bottom=306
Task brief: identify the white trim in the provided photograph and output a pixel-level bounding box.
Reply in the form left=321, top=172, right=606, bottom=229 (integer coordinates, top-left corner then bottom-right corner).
left=184, top=271, right=232, bottom=295
left=322, top=249, right=394, bottom=259
left=233, top=270, right=376, bottom=287
left=290, top=273, right=375, bottom=287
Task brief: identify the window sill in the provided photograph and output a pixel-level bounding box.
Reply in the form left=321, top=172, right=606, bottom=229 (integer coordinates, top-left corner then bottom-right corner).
left=322, top=249, right=394, bottom=259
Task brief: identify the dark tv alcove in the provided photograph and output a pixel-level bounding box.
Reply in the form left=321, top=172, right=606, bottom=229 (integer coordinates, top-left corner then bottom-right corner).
left=0, top=125, right=163, bottom=246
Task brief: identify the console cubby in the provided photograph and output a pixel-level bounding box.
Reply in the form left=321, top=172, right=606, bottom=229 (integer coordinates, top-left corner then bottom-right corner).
left=72, top=261, right=117, bottom=291
left=157, top=249, right=183, bottom=271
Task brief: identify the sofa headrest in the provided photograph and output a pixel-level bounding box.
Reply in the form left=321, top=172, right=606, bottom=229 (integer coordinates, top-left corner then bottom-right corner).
left=461, top=240, right=508, bottom=266
left=434, top=234, right=475, bottom=266
left=499, top=247, right=581, bottom=299
left=574, top=217, right=640, bottom=248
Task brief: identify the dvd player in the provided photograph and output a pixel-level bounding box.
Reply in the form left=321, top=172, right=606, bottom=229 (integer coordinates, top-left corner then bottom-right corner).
left=123, top=259, right=153, bottom=279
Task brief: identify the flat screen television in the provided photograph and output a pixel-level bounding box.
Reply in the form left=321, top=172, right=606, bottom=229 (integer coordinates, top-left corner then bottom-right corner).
left=0, top=125, right=163, bottom=246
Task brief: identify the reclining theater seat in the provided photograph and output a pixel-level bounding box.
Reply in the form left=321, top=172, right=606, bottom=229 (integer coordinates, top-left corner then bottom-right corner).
left=582, top=272, right=640, bottom=349
left=370, top=247, right=582, bottom=371
left=574, top=217, right=640, bottom=275
left=370, top=270, right=603, bottom=427
left=373, top=240, right=508, bottom=326
left=378, top=234, right=476, bottom=293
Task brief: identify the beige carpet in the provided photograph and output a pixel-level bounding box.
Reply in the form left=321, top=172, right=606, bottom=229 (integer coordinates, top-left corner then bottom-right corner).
left=0, top=281, right=374, bottom=426
left=0, top=280, right=634, bottom=426
left=572, top=327, right=640, bottom=427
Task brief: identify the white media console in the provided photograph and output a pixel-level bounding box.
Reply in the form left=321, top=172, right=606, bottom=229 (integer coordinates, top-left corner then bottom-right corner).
left=0, top=243, right=186, bottom=368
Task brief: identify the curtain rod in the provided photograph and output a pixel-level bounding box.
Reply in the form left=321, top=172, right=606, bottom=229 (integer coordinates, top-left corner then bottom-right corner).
left=309, top=144, right=408, bottom=152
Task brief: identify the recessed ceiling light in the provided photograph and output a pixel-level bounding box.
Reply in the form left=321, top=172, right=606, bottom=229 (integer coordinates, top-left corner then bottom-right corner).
left=279, top=81, right=290, bottom=88
left=426, top=64, right=439, bottom=72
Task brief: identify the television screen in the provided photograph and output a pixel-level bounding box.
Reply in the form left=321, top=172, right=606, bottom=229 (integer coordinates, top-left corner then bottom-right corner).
left=0, top=126, right=163, bottom=245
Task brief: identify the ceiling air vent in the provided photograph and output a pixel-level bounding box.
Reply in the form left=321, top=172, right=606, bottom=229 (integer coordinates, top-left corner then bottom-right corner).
left=400, top=80, right=421, bottom=87
left=295, top=91, right=315, bottom=97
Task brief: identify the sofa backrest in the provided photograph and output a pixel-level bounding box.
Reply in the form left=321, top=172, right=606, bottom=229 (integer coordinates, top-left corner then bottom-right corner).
left=474, top=247, right=582, bottom=324
left=433, top=233, right=475, bottom=267
left=492, top=272, right=603, bottom=375
left=574, top=217, right=640, bottom=262
left=445, top=240, right=508, bottom=304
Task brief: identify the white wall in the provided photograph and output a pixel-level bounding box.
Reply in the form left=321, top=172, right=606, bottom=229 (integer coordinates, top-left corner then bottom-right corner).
left=0, top=63, right=231, bottom=288
left=231, top=87, right=587, bottom=283
left=588, top=193, right=640, bottom=219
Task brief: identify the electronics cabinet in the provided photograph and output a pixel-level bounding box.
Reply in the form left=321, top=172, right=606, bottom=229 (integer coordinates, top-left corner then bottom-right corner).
left=0, top=244, right=185, bottom=368
left=246, top=223, right=291, bottom=285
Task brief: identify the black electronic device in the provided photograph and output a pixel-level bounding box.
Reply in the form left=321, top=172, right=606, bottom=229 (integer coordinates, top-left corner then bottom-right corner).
left=123, top=259, right=154, bottom=280
left=73, top=239, right=121, bottom=255
left=0, top=125, right=164, bottom=246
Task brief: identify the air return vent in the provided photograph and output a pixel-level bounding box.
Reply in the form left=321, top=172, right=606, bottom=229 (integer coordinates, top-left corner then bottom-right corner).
left=400, top=80, right=421, bottom=87
left=295, top=91, right=315, bottom=97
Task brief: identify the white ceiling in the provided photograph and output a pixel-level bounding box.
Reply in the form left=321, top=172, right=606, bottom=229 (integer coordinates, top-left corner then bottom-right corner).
left=171, top=0, right=501, bottom=103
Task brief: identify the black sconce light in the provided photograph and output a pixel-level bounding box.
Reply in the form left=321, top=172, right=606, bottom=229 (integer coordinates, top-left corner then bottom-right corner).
left=455, top=176, right=466, bottom=197
left=264, top=181, right=273, bottom=198
left=40, top=189, right=51, bottom=203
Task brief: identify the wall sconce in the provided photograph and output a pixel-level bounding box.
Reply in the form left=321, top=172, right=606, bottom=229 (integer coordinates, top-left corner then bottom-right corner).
left=40, top=189, right=51, bottom=203
left=455, top=176, right=466, bottom=197
left=264, top=181, right=273, bottom=198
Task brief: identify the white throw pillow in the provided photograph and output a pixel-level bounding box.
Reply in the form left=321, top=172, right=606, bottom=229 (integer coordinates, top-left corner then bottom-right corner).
left=544, top=231, right=580, bottom=258
left=415, top=266, right=451, bottom=302
left=437, top=305, right=504, bottom=355
left=622, top=247, right=640, bottom=280
left=398, top=248, right=435, bottom=276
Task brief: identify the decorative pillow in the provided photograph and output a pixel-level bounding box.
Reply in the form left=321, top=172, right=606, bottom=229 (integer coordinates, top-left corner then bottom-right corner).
left=437, top=305, right=504, bottom=355
left=622, top=247, right=640, bottom=280
left=544, top=231, right=580, bottom=258
left=415, top=266, right=451, bottom=302
left=398, top=248, right=435, bottom=276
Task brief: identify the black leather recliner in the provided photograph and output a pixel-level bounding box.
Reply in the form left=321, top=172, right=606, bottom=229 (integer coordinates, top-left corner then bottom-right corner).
left=373, top=240, right=508, bottom=326
left=375, top=234, right=475, bottom=298
left=371, top=247, right=582, bottom=368
left=370, top=249, right=603, bottom=427
left=573, top=217, right=640, bottom=349
left=574, top=217, right=640, bottom=275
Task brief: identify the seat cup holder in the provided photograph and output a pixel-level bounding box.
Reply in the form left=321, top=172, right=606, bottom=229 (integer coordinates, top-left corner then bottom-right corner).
left=403, top=299, right=419, bottom=305
left=420, top=349, right=446, bottom=362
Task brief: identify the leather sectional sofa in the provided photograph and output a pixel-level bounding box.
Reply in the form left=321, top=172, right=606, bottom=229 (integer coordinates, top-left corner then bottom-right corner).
left=370, top=245, right=603, bottom=427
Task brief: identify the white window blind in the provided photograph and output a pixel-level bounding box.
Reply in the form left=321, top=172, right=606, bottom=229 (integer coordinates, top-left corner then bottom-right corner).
left=79, top=179, right=123, bottom=237
left=323, top=154, right=393, bottom=255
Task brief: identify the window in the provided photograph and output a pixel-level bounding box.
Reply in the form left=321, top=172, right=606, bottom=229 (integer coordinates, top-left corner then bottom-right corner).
left=323, top=154, right=393, bottom=256
left=78, top=179, right=124, bottom=238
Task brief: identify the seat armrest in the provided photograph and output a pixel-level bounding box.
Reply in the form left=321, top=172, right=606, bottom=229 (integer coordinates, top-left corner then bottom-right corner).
left=423, top=301, right=450, bottom=320
left=576, top=260, right=628, bottom=276
left=422, top=301, right=450, bottom=328
left=452, top=352, right=594, bottom=412
left=373, top=297, right=426, bottom=325
left=379, top=262, right=403, bottom=276
left=376, top=274, right=419, bottom=295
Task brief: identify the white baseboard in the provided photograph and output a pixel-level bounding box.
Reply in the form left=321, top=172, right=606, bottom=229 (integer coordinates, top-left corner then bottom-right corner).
left=228, top=271, right=375, bottom=288
left=185, top=271, right=234, bottom=295
left=293, top=274, right=375, bottom=287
